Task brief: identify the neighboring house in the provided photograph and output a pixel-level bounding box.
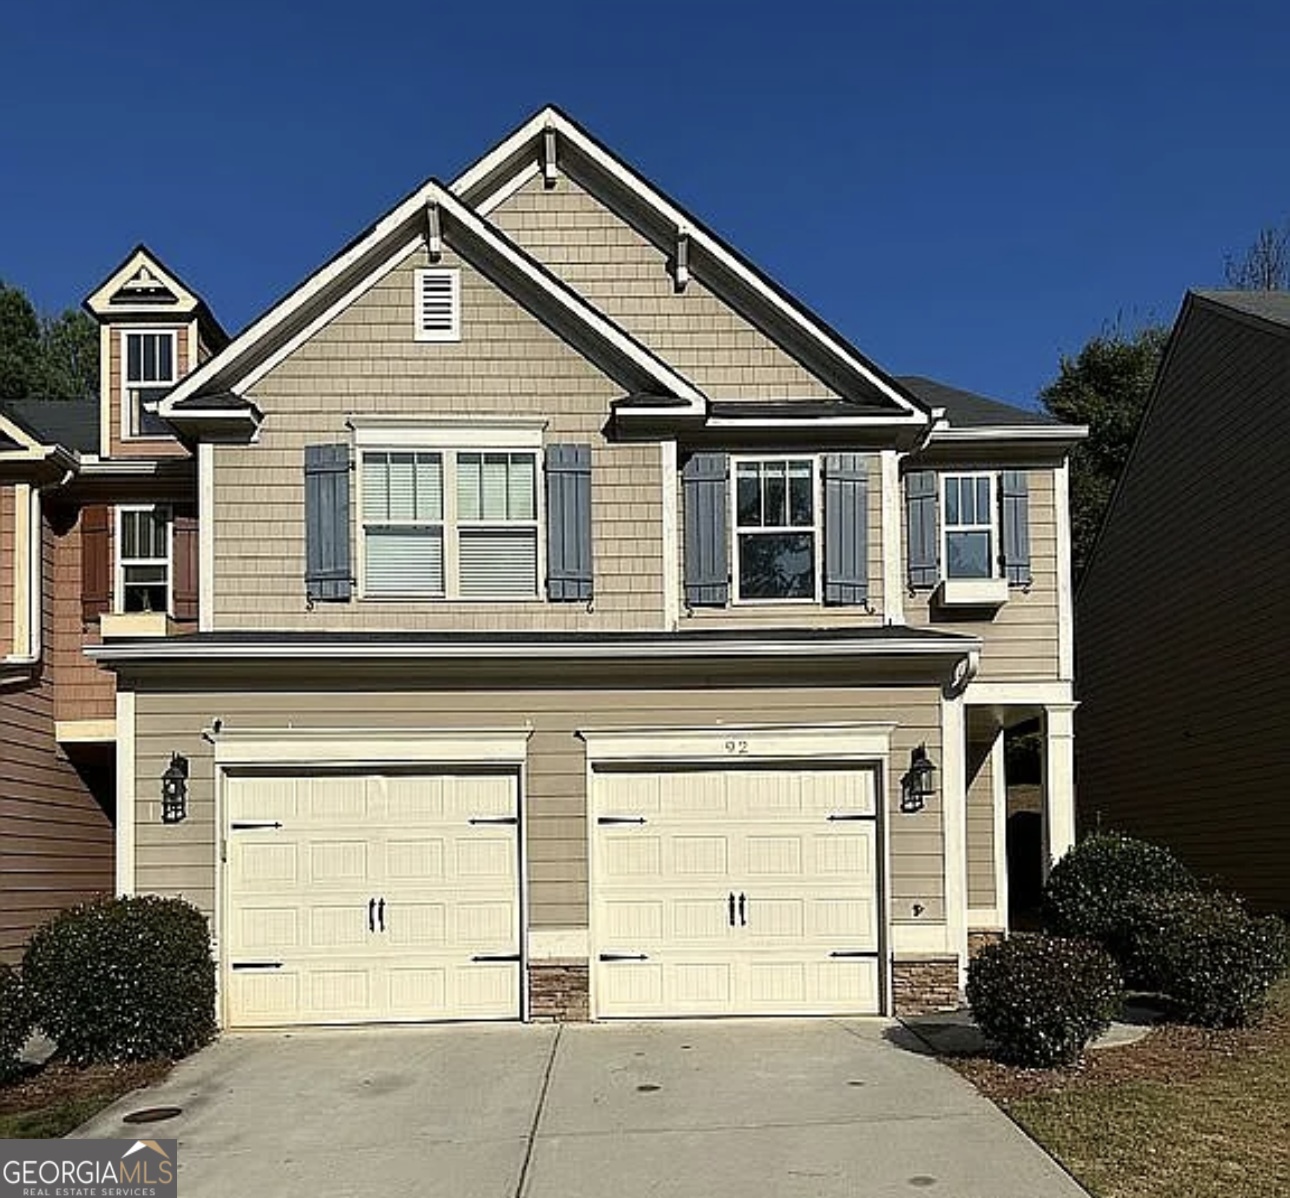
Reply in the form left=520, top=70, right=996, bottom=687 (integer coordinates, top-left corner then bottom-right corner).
left=1077, top=290, right=1290, bottom=915
left=0, top=249, right=226, bottom=962
left=4, top=108, right=1084, bottom=1022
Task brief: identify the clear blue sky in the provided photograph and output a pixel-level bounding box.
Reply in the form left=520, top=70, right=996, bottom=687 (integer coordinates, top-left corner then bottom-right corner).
left=4, top=1, right=1288, bottom=407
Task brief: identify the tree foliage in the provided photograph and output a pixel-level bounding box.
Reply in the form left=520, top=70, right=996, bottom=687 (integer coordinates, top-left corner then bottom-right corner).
left=0, top=279, right=98, bottom=401
left=1039, top=322, right=1168, bottom=577
left=1224, top=224, right=1290, bottom=291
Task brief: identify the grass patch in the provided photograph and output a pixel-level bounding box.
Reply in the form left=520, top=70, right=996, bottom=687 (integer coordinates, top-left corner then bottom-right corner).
left=952, top=978, right=1290, bottom=1198
left=0, top=1060, right=172, bottom=1139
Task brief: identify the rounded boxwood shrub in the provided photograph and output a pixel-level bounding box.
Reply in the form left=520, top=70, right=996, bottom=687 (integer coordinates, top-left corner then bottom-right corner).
left=1123, top=891, right=1289, bottom=1027
left=22, top=896, right=216, bottom=1065
left=0, top=964, right=32, bottom=1084
left=966, top=934, right=1123, bottom=1067
left=1041, top=833, right=1197, bottom=966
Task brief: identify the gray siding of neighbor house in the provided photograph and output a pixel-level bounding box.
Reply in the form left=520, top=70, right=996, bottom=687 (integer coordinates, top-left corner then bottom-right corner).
left=1077, top=298, right=1290, bottom=912
left=130, top=674, right=946, bottom=931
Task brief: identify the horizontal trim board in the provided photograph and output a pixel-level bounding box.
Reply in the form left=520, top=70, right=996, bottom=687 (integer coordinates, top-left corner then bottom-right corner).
left=211, top=725, right=533, bottom=766
left=580, top=722, right=896, bottom=762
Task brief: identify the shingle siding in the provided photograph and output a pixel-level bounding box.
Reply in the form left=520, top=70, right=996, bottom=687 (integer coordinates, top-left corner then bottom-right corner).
left=1077, top=300, right=1290, bottom=912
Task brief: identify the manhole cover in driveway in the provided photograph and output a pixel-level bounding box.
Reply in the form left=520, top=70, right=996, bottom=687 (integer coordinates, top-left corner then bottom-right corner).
left=122, top=1106, right=183, bottom=1124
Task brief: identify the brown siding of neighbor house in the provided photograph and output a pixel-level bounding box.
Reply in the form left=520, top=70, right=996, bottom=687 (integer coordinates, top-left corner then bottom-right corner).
left=131, top=673, right=946, bottom=932
left=217, top=245, right=664, bottom=632
left=107, top=323, right=192, bottom=460
left=0, top=517, right=113, bottom=964
left=1077, top=299, right=1290, bottom=913
left=490, top=174, right=838, bottom=400
left=51, top=506, right=114, bottom=724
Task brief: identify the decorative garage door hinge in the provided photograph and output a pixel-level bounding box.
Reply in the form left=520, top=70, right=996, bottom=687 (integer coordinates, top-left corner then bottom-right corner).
left=598, top=952, right=649, bottom=962
left=471, top=953, right=522, bottom=963
left=829, top=950, right=879, bottom=958
left=231, top=961, right=285, bottom=970
left=597, top=816, right=647, bottom=825
left=231, top=820, right=284, bottom=830
left=468, top=816, right=519, bottom=825
left=826, top=814, right=873, bottom=822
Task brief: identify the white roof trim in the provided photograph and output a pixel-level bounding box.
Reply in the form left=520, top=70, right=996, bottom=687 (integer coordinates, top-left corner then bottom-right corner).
left=0, top=412, right=45, bottom=453
left=160, top=181, right=703, bottom=416
left=86, top=633, right=980, bottom=664
left=85, top=247, right=198, bottom=314
left=928, top=425, right=1089, bottom=443
left=453, top=108, right=929, bottom=421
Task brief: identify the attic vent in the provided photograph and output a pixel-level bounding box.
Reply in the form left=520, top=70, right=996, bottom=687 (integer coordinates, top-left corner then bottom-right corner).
left=414, top=268, right=461, bottom=342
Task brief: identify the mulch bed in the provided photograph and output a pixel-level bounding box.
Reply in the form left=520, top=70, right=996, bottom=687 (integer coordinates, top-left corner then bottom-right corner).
left=947, top=1005, right=1287, bottom=1104
left=0, top=1059, right=172, bottom=1117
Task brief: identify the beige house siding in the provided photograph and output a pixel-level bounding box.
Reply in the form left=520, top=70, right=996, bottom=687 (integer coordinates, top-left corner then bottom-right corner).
left=676, top=453, right=884, bottom=627
left=905, top=468, right=1060, bottom=679
left=216, top=246, right=664, bottom=631
left=965, top=736, right=996, bottom=910
left=132, top=674, right=945, bottom=931
left=491, top=174, right=838, bottom=400
left=1077, top=300, right=1290, bottom=912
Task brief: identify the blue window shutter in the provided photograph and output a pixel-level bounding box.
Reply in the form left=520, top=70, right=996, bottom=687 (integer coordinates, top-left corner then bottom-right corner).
left=823, top=453, right=869, bottom=605
left=682, top=452, right=729, bottom=607
left=546, top=443, right=594, bottom=601
left=905, top=469, right=939, bottom=589
left=304, top=443, right=352, bottom=602
left=1000, top=470, right=1032, bottom=586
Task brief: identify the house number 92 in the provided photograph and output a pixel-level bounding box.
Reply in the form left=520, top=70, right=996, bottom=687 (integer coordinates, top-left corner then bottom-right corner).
left=724, top=739, right=749, bottom=755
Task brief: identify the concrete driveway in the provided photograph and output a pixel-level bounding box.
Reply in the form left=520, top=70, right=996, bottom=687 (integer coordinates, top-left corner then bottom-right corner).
left=75, top=1019, right=1087, bottom=1197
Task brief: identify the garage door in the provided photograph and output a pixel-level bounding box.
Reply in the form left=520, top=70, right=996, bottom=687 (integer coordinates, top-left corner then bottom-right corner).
left=225, top=769, right=520, bottom=1027
left=592, top=764, right=881, bottom=1017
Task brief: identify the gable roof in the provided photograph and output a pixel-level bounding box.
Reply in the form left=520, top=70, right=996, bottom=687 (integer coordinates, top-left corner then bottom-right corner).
left=896, top=376, right=1058, bottom=428
left=453, top=106, right=930, bottom=423
left=0, top=397, right=99, bottom=454
left=160, top=180, right=705, bottom=418
left=1191, top=289, right=1290, bottom=332
left=84, top=244, right=230, bottom=349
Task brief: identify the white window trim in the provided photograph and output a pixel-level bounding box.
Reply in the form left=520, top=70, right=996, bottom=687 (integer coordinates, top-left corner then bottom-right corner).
left=118, top=327, right=179, bottom=441
left=356, top=444, right=545, bottom=602
left=413, top=267, right=461, bottom=343
left=940, top=471, right=999, bottom=582
left=730, top=453, right=823, bottom=605
left=114, top=504, right=173, bottom=616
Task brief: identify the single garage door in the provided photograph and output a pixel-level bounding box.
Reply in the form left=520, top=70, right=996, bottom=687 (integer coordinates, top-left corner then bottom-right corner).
left=225, top=769, right=520, bottom=1027
left=592, top=764, right=881, bottom=1017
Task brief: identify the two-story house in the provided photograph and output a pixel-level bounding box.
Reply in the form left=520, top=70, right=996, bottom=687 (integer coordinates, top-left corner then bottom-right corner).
left=4, top=108, right=1083, bottom=1023
left=0, top=248, right=227, bottom=960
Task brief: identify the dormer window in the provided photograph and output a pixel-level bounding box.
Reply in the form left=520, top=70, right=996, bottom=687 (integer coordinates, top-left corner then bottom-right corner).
left=122, top=330, right=176, bottom=437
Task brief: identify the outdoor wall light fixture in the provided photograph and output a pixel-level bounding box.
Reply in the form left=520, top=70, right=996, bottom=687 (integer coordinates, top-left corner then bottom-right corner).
left=161, top=753, right=189, bottom=824
left=900, top=744, right=936, bottom=813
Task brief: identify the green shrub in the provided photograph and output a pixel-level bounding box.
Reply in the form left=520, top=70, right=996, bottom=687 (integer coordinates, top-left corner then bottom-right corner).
left=0, top=964, right=32, bottom=1084
left=1123, top=891, right=1289, bottom=1027
left=1041, top=833, right=1197, bottom=968
left=966, top=934, right=1123, bottom=1067
left=23, top=896, right=215, bottom=1065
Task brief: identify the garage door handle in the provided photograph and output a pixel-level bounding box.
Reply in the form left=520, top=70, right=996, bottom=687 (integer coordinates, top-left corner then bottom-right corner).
left=728, top=892, right=736, bottom=927
left=738, top=892, right=747, bottom=926
left=369, top=898, right=377, bottom=933
left=599, top=953, right=649, bottom=962
left=469, top=816, right=519, bottom=825
left=377, top=897, right=386, bottom=933
left=472, top=953, right=522, bottom=963
left=597, top=816, right=647, bottom=825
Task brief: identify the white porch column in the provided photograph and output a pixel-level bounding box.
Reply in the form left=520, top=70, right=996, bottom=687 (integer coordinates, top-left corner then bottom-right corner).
left=1041, top=702, right=1078, bottom=875
left=941, top=694, right=969, bottom=987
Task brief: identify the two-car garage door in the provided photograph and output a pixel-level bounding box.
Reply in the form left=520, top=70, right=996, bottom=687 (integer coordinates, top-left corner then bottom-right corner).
left=592, top=764, right=882, bottom=1018
left=224, top=770, right=521, bottom=1028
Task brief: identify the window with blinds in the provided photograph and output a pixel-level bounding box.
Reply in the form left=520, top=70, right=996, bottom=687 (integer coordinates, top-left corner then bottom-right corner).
left=360, top=449, right=537, bottom=599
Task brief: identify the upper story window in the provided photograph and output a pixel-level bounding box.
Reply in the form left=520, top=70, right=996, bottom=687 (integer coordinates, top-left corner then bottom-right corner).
left=360, top=448, right=538, bottom=600
left=123, top=330, right=176, bottom=437
left=942, top=473, right=997, bottom=579
left=414, top=268, right=461, bottom=342
left=116, top=505, right=171, bottom=613
left=733, top=456, right=818, bottom=601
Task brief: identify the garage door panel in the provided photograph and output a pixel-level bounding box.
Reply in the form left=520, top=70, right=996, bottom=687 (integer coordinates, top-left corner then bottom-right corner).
left=227, top=769, right=520, bottom=1027
left=600, top=834, right=663, bottom=878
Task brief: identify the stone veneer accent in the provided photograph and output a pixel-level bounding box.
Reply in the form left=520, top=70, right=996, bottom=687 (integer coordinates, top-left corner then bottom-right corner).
left=891, top=957, right=961, bottom=1015
left=968, top=930, right=1006, bottom=958
left=528, top=960, right=590, bottom=1022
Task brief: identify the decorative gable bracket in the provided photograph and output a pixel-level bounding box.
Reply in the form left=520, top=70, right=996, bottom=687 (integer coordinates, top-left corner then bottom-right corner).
left=426, top=200, right=443, bottom=262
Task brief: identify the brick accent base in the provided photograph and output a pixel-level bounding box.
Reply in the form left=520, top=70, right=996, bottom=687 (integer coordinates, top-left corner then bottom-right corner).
left=891, top=958, right=960, bottom=1016
left=968, top=930, right=1006, bottom=958
left=528, top=960, right=590, bottom=1022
